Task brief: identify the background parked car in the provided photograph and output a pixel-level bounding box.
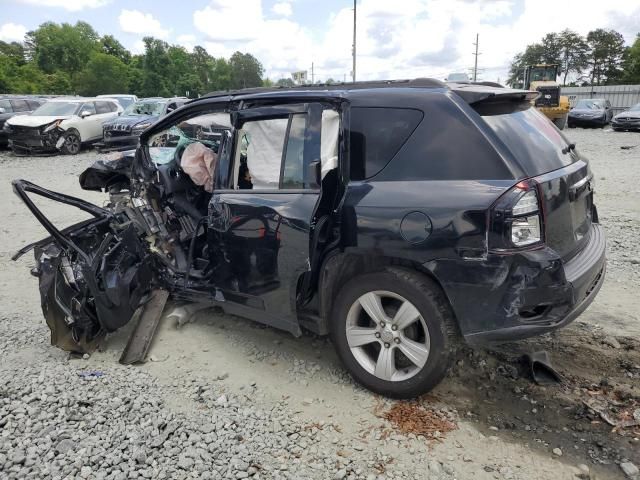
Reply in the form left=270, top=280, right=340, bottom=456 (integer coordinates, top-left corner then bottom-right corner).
left=5, top=97, right=122, bottom=155
left=568, top=98, right=613, bottom=128
left=97, top=94, right=138, bottom=109
left=97, top=97, right=188, bottom=151
left=0, top=97, right=44, bottom=148
left=611, top=102, right=640, bottom=131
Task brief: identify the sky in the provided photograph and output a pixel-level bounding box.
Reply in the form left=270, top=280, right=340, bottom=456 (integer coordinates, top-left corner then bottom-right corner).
left=0, top=0, right=639, bottom=83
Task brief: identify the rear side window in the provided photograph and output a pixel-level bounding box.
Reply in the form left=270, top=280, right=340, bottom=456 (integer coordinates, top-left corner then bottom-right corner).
left=27, top=100, right=42, bottom=110
left=11, top=99, right=29, bottom=112
left=95, top=101, right=111, bottom=114
left=350, top=107, right=423, bottom=180
left=482, top=107, right=574, bottom=175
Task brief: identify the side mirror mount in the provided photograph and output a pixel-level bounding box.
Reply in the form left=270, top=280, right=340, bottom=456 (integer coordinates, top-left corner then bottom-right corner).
left=80, top=110, right=92, bottom=118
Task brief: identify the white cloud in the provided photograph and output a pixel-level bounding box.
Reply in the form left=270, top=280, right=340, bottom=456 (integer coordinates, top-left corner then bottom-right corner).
left=272, top=2, right=293, bottom=17
left=131, top=39, right=146, bottom=55
left=0, top=23, right=27, bottom=43
left=177, top=34, right=197, bottom=51
left=118, top=9, right=170, bottom=39
left=16, top=0, right=110, bottom=11
left=193, top=0, right=640, bottom=83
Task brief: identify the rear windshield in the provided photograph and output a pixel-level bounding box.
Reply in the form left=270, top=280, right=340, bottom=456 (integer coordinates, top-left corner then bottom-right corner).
left=482, top=107, right=574, bottom=175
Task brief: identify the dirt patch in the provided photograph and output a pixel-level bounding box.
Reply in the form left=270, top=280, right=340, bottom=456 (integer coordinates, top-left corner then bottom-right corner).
left=434, top=320, right=640, bottom=477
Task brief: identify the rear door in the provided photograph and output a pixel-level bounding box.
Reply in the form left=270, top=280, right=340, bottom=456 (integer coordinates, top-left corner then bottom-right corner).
left=77, top=101, right=101, bottom=141
left=209, top=103, right=333, bottom=334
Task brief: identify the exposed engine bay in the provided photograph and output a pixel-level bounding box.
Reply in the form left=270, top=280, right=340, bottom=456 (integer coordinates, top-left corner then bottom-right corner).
left=12, top=118, right=226, bottom=354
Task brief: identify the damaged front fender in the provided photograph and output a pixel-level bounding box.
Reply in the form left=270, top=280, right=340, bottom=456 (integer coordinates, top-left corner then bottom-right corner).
left=12, top=180, right=153, bottom=353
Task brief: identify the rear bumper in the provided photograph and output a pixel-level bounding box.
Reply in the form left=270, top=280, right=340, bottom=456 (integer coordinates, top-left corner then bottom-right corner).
left=429, top=224, right=606, bottom=345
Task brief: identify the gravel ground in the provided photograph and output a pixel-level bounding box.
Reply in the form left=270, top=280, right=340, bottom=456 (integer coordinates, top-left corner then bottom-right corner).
left=0, top=127, right=639, bottom=480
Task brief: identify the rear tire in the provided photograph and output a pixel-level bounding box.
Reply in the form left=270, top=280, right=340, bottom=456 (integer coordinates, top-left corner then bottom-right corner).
left=329, top=268, right=458, bottom=398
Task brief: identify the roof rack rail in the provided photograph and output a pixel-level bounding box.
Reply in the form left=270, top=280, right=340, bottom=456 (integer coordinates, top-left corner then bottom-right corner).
left=200, top=78, right=447, bottom=99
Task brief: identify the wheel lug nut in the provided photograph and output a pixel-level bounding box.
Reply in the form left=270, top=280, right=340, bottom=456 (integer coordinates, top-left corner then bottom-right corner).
left=384, top=343, right=390, bottom=348
left=394, top=338, right=400, bottom=344
left=391, top=325, right=397, bottom=331
left=375, top=332, right=381, bottom=338
left=380, top=322, right=385, bottom=328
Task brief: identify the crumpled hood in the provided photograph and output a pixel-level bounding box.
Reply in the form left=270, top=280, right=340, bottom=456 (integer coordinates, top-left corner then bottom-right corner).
left=7, top=115, right=71, bottom=128
left=104, top=114, right=159, bottom=129
left=613, top=110, right=640, bottom=120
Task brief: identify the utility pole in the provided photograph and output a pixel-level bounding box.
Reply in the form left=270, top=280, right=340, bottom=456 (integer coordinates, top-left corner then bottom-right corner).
left=472, top=33, right=480, bottom=82
left=352, top=0, right=357, bottom=82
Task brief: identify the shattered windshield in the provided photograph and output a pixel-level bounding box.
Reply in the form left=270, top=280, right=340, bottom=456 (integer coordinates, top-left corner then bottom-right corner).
left=124, top=100, right=166, bottom=116
left=575, top=100, right=604, bottom=110
left=32, top=102, right=81, bottom=116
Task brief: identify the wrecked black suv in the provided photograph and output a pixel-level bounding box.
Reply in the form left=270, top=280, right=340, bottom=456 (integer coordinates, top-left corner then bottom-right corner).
left=12, top=79, right=605, bottom=398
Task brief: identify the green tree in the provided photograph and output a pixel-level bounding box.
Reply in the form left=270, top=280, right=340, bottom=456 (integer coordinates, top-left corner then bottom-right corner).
left=176, top=73, right=203, bottom=98
left=211, top=58, right=232, bottom=91
left=587, top=28, right=626, bottom=85
left=229, top=52, right=264, bottom=89
left=557, top=29, right=590, bottom=85
left=43, top=71, right=73, bottom=94
left=74, top=52, right=129, bottom=95
left=29, top=21, right=100, bottom=76
left=622, top=34, right=640, bottom=83
left=101, top=35, right=131, bottom=64
left=276, top=77, right=295, bottom=87
left=0, top=41, right=25, bottom=65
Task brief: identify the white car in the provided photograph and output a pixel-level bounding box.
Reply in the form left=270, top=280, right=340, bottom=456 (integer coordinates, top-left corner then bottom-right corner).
left=5, top=97, right=123, bottom=155
left=97, top=94, right=138, bottom=109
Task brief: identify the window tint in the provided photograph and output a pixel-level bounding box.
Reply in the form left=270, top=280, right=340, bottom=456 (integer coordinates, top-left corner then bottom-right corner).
left=11, top=99, right=29, bottom=112
left=350, top=107, right=423, bottom=180
left=373, top=95, right=513, bottom=181
left=0, top=99, right=13, bottom=112
left=80, top=102, right=96, bottom=115
left=281, top=114, right=307, bottom=189
left=482, top=107, right=574, bottom=175
left=95, top=101, right=111, bottom=114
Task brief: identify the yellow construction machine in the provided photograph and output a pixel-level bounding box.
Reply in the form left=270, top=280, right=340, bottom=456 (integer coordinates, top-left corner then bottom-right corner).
left=514, top=64, right=570, bottom=129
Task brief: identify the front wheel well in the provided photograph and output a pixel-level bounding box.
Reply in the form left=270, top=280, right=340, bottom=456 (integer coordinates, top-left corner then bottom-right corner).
left=316, top=251, right=459, bottom=336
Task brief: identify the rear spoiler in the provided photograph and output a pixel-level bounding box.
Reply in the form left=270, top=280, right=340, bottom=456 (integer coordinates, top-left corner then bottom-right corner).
left=450, top=84, right=540, bottom=115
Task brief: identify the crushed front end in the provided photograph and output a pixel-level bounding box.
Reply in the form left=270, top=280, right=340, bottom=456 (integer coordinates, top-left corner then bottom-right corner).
left=12, top=180, right=153, bottom=353
left=6, top=124, right=64, bottom=155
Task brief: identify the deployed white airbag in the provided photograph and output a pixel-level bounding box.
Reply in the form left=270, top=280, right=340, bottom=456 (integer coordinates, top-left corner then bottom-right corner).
left=321, top=110, right=339, bottom=178
left=181, top=142, right=218, bottom=192
left=244, top=118, right=288, bottom=189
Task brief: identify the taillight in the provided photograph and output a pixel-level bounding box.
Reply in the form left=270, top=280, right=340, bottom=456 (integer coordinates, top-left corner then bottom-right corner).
left=489, top=180, right=543, bottom=251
